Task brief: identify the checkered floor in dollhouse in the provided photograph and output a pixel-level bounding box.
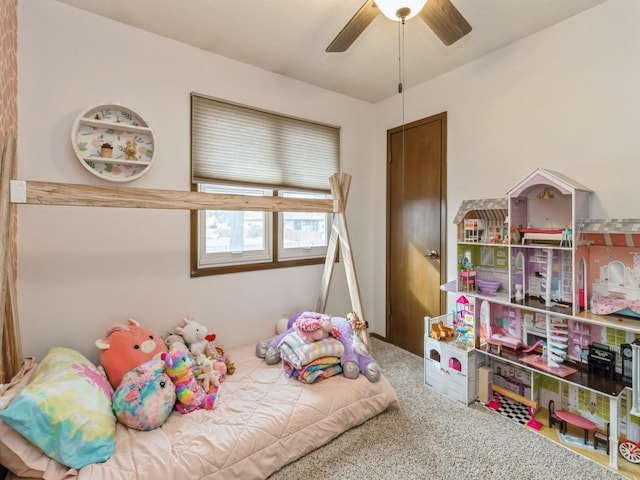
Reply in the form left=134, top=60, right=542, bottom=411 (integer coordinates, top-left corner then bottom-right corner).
left=480, top=395, right=531, bottom=426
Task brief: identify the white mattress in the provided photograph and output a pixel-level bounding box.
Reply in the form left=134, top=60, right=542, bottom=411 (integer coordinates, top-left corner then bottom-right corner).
left=74, top=342, right=399, bottom=480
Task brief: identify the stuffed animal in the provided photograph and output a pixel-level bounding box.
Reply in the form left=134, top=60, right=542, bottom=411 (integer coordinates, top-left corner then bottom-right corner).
left=293, top=312, right=340, bottom=343
left=164, top=332, right=188, bottom=352
left=174, top=317, right=209, bottom=357
left=172, top=318, right=236, bottom=375
left=203, top=333, right=236, bottom=375
left=336, top=313, right=380, bottom=382
left=112, top=357, right=176, bottom=431
left=256, top=311, right=333, bottom=362
left=195, top=354, right=224, bottom=393
left=256, top=311, right=381, bottom=382
left=96, top=318, right=168, bottom=389
left=162, top=347, right=217, bottom=414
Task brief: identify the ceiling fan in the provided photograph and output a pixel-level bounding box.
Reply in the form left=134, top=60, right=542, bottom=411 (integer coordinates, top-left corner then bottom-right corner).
left=326, top=0, right=472, bottom=52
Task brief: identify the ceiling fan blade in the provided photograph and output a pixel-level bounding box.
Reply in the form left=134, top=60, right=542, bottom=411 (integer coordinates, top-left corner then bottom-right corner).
left=418, top=0, right=471, bottom=46
left=326, top=0, right=379, bottom=53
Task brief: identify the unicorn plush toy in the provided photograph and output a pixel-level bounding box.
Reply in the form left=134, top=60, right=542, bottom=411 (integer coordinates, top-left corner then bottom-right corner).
left=162, top=347, right=218, bottom=414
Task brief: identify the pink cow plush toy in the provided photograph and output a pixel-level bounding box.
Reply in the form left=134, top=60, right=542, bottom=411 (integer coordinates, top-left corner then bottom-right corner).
left=96, top=318, right=168, bottom=389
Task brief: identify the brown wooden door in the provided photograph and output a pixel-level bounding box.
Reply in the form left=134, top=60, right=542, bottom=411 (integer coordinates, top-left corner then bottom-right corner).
left=386, top=112, right=447, bottom=356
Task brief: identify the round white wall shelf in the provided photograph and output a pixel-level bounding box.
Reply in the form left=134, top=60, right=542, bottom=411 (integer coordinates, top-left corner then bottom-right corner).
left=71, top=103, right=156, bottom=182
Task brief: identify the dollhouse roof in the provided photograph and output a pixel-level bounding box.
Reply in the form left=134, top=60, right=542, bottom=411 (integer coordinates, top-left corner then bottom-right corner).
left=579, top=218, right=640, bottom=247
left=507, top=168, right=592, bottom=198
left=453, top=198, right=508, bottom=225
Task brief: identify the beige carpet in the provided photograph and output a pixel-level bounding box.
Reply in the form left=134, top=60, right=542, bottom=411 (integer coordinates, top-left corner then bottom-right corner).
left=268, top=337, right=627, bottom=479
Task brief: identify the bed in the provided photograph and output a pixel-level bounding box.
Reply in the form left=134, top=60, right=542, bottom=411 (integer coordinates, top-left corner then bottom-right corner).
left=0, top=133, right=398, bottom=480
left=0, top=342, right=399, bottom=480
left=519, top=227, right=571, bottom=246
left=591, top=285, right=640, bottom=318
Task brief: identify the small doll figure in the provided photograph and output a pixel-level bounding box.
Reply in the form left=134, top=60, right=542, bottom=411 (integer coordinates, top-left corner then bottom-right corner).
left=125, top=141, right=137, bottom=161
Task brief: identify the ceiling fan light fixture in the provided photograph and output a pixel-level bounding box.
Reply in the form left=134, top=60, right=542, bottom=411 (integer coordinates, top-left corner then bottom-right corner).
left=376, top=0, right=428, bottom=21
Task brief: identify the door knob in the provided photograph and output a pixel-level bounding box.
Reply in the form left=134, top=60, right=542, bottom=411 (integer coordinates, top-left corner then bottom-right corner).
left=424, top=250, right=439, bottom=259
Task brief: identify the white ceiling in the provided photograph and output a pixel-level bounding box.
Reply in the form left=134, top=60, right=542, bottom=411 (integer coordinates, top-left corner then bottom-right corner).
left=54, top=0, right=607, bottom=103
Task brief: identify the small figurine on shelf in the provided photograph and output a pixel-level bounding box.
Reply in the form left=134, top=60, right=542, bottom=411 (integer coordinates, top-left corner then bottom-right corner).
left=461, top=253, right=473, bottom=271
left=431, top=321, right=454, bottom=341
left=455, top=295, right=471, bottom=323
left=100, top=142, right=114, bottom=158
left=125, top=141, right=138, bottom=161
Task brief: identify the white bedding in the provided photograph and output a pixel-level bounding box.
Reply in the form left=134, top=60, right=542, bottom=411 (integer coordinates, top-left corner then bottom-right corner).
left=3, top=342, right=399, bottom=480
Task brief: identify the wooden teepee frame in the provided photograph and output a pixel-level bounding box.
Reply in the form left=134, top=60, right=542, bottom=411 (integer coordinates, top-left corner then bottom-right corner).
left=0, top=133, right=23, bottom=382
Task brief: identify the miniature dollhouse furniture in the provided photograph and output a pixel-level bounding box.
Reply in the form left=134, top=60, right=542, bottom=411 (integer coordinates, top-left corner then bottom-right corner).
left=587, top=343, right=616, bottom=380
left=554, top=409, right=597, bottom=444
left=621, top=342, right=635, bottom=385
left=458, top=269, right=476, bottom=292
left=548, top=399, right=565, bottom=431
left=594, top=423, right=610, bottom=454
left=490, top=384, right=542, bottom=429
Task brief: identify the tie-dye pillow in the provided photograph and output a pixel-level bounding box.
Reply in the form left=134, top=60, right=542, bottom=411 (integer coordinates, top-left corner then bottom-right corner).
left=0, top=347, right=115, bottom=469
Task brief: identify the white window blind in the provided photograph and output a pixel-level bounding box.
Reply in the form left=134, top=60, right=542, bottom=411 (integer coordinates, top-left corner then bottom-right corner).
left=191, top=94, right=340, bottom=191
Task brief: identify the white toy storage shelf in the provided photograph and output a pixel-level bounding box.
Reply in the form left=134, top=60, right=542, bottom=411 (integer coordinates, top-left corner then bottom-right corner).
left=424, top=314, right=477, bottom=406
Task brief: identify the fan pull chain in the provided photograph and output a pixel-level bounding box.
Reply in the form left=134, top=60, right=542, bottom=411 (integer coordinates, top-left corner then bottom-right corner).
left=399, top=18, right=406, bottom=202
left=397, top=19, right=405, bottom=94
left=401, top=18, right=406, bottom=125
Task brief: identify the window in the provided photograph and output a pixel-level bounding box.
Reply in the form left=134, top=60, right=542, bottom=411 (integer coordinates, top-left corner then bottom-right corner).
left=197, top=184, right=272, bottom=268
left=190, top=94, right=339, bottom=276
left=278, top=190, right=332, bottom=261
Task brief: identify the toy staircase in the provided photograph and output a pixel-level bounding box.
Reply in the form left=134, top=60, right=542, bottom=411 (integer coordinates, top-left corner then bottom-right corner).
left=546, top=316, right=568, bottom=367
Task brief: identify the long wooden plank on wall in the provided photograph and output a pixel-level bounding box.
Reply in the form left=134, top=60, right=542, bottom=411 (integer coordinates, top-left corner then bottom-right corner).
left=10, top=180, right=336, bottom=213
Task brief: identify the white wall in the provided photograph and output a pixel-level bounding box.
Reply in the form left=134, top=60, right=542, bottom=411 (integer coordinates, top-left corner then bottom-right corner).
left=17, top=0, right=640, bottom=363
left=16, top=0, right=376, bottom=363
left=372, top=0, right=640, bottom=318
